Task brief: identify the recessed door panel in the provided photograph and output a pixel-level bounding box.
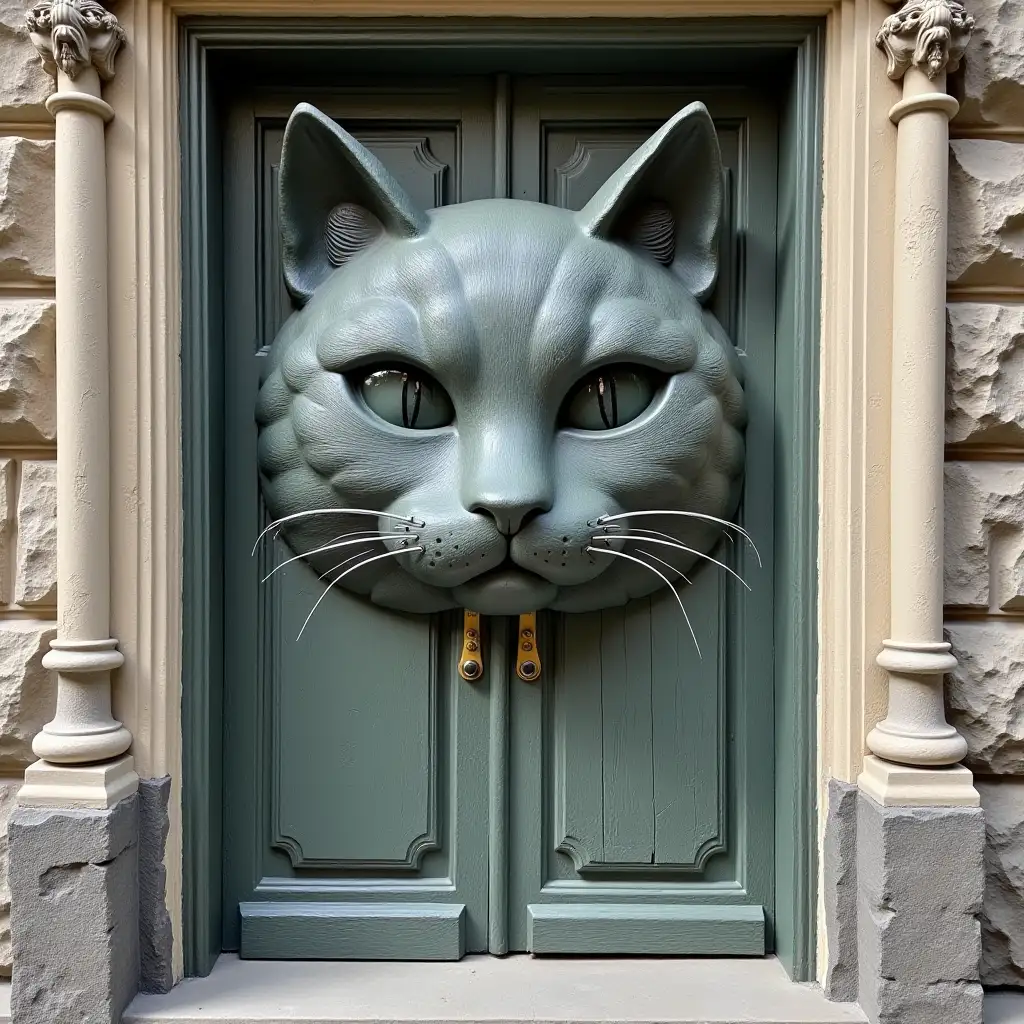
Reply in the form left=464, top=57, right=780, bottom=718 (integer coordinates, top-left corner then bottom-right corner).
left=222, top=82, right=496, bottom=959
left=506, top=79, right=777, bottom=955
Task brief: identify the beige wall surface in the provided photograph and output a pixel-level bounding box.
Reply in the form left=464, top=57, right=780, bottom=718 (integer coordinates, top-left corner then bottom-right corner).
left=944, top=0, right=1024, bottom=986
left=0, top=0, right=1019, bottom=988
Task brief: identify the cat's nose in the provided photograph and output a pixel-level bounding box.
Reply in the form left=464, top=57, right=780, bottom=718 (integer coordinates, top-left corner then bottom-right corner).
left=460, top=424, right=553, bottom=535
left=470, top=495, right=550, bottom=536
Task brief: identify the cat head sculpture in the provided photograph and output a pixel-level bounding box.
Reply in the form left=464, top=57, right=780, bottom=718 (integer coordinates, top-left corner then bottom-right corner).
left=255, top=102, right=746, bottom=617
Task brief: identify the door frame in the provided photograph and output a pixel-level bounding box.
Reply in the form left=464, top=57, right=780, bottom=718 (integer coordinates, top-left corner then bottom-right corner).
left=179, top=16, right=823, bottom=981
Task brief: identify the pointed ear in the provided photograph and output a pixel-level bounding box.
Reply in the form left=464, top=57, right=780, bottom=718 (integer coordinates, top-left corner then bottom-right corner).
left=279, top=103, right=429, bottom=305
left=576, top=103, right=723, bottom=302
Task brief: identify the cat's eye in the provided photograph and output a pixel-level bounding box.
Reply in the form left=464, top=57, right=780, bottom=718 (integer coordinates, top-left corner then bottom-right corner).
left=561, top=365, right=658, bottom=430
left=358, top=367, right=454, bottom=429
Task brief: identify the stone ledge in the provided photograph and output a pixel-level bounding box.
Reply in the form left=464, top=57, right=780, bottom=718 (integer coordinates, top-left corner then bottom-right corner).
left=126, top=954, right=865, bottom=1024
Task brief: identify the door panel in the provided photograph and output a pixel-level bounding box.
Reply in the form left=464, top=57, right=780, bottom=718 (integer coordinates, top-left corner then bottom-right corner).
left=222, top=82, right=496, bottom=959
left=222, top=76, right=781, bottom=960
left=506, top=80, right=777, bottom=954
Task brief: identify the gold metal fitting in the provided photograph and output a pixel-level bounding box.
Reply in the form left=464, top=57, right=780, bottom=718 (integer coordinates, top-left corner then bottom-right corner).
left=458, top=610, right=484, bottom=682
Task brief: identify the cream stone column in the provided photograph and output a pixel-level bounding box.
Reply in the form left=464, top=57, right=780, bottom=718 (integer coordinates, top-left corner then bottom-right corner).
left=17, top=0, right=137, bottom=809
left=859, top=0, right=977, bottom=805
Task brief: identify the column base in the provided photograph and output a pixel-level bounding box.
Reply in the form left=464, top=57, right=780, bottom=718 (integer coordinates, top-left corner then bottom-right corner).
left=18, top=754, right=139, bottom=809
left=857, top=753, right=979, bottom=807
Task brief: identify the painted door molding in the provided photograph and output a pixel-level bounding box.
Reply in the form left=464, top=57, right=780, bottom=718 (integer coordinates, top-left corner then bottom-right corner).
left=161, top=14, right=831, bottom=974
left=203, top=54, right=815, bottom=966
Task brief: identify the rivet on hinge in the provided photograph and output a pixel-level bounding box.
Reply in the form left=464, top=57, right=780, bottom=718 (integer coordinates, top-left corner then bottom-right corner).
left=458, top=609, right=483, bottom=682
left=516, top=612, right=540, bottom=682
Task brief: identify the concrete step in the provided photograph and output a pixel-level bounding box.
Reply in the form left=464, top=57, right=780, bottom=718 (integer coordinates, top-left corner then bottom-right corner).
left=126, top=954, right=866, bottom=1024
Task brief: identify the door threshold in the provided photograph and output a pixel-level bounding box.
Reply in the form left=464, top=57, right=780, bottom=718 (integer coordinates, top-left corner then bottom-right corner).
left=126, top=954, right=865, bottom=1024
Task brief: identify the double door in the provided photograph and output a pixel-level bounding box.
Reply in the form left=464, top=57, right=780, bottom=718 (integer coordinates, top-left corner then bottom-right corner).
left=221, top=74, right=779, bottom=959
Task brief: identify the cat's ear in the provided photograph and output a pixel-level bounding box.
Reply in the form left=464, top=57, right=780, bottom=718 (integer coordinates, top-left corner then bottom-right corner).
left=279, top=103, right=429, bottom=305
left=576, top=103, right=722, bottom=302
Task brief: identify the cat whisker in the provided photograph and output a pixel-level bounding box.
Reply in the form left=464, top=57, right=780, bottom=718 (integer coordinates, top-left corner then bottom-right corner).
left=316, top=548, right=376, bottom=581
left=262, top=534, right=413, bottom=583
left=603, top=525, right=732, bottom=549
left=632, top=547, right=693, bottom=586
left=297, top=546, right=425, bottom=641
left=594, top=510, right=761, bottom=566
left=586, top=545, right=701, bottom=659
left=252, top=508, right=423, bottom=556
left=591, top=534, right=751, bottom=592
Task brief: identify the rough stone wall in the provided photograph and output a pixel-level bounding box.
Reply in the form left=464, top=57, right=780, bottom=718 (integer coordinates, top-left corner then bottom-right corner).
left=0, top=0, right=56, bottom=979
left=945, top=0, right=1024, bottom=989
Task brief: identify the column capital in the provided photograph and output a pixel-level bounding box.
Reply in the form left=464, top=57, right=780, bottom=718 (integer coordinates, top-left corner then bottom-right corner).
left=876, top=0, right=974, bottom=81
left=26, top=0, right=125, bottom=83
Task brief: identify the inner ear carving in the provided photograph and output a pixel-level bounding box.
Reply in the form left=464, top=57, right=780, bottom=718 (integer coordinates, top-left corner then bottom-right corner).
left=279, top=103, right=428, bottom=306
left=325, top=203, right=384, bottom=268
left=620, top=201, right=676, bottom=267
left=576, top=102, right=722, bottom=301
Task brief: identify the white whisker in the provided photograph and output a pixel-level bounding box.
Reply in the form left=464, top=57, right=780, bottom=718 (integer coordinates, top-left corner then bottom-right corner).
left=593, top=534, right=752, bottom=592
left=586, top=545, right=701, bottom=659
left=296, top=546, right=424, bottom=640
left=317, top=548, right=375, bottom=581
left=595, top=510, right=761, bottom=566
left=252, top=508, right=422, bottom=556
left=633, top=548, right=692, bottom=586
left=607, top=525, right=732, bottom=548
left=262, top=533, right=412, bottom=583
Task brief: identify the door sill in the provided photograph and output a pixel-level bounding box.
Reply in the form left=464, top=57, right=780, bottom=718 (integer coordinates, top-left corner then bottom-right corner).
left=126, top=953, right=865, bottom=1024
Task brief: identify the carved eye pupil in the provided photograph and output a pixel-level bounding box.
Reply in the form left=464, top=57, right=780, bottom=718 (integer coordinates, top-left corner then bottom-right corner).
left=400, top=374, right=422, bottom=428
left=561, top=366, right=657, bottom=431
left=358, top=367, right=453, bottom=430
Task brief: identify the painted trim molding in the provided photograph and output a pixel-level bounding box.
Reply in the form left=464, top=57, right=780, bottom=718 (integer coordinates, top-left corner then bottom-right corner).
left=75, top=0, right=931, bottom=990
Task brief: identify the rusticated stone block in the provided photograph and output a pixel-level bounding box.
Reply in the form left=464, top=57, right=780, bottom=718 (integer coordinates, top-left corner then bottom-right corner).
left=9, top=797, right=140, bottom=1024
left=857, top=793, right=985, bottom=1024
left=946, top=621, right=1024, bottom=773
left=950, top=0, right=1024, bottom=131
left=0, top=619, right=54, bottom=767
left=138, top=777, right=174, bottom=994
left=945, top=462, right=1024, bottom=610
left=948, top=140, right=1024, bottom=290
left=823, top=779, right=858, bottom=1002
left=0, top=778, right=19, bottom=977
left=0, top=137, right=54, bottom=282
left=977, top=778, right=1024, bottom=988
left=15, top=459, right=55, bottom=606
left=0, top=302, right=55, bottom=442
left=0, top=458, right=13, bottom=605
left=0, top=1, right=52, bottom=120
left=947, top=304, right=1024, bottom=447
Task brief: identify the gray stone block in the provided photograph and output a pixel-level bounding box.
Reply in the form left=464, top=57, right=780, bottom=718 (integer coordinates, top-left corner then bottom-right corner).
left=856, top=791, right=984, bottom=1024
left=977, top=778, right=1024, bottom=987
left=138, top=777, right=173, bottom=995
left=824, top=779, right=858, bottom=1002
left=9, top=795, right=140, bottom=1024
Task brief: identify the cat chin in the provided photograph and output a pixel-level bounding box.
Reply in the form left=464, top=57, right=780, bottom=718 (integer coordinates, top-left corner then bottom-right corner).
left=452, top=569, right=558, bottom=616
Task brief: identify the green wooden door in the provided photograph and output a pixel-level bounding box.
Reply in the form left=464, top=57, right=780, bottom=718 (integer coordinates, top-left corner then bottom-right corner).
left=221, top=75, right=779, bottom=960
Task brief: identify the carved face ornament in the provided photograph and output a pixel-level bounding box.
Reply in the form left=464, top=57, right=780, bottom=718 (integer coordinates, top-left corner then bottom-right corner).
left=255, top=103, right=758, bottom=657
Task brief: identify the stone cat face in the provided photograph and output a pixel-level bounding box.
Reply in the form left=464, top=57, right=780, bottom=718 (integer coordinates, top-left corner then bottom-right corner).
left=256, top=103, right=745, bottom=616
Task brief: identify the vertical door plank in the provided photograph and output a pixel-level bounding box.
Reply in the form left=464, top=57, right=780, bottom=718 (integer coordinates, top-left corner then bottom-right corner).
left=601, top=601, right=655, bottom=864
left=552, top=614, right=605, bottom=870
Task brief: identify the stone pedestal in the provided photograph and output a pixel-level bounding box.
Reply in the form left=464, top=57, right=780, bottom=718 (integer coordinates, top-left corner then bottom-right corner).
left=856, top=790, right=985, bottom=1024
left=8, top=795, right=140, bottom=1024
